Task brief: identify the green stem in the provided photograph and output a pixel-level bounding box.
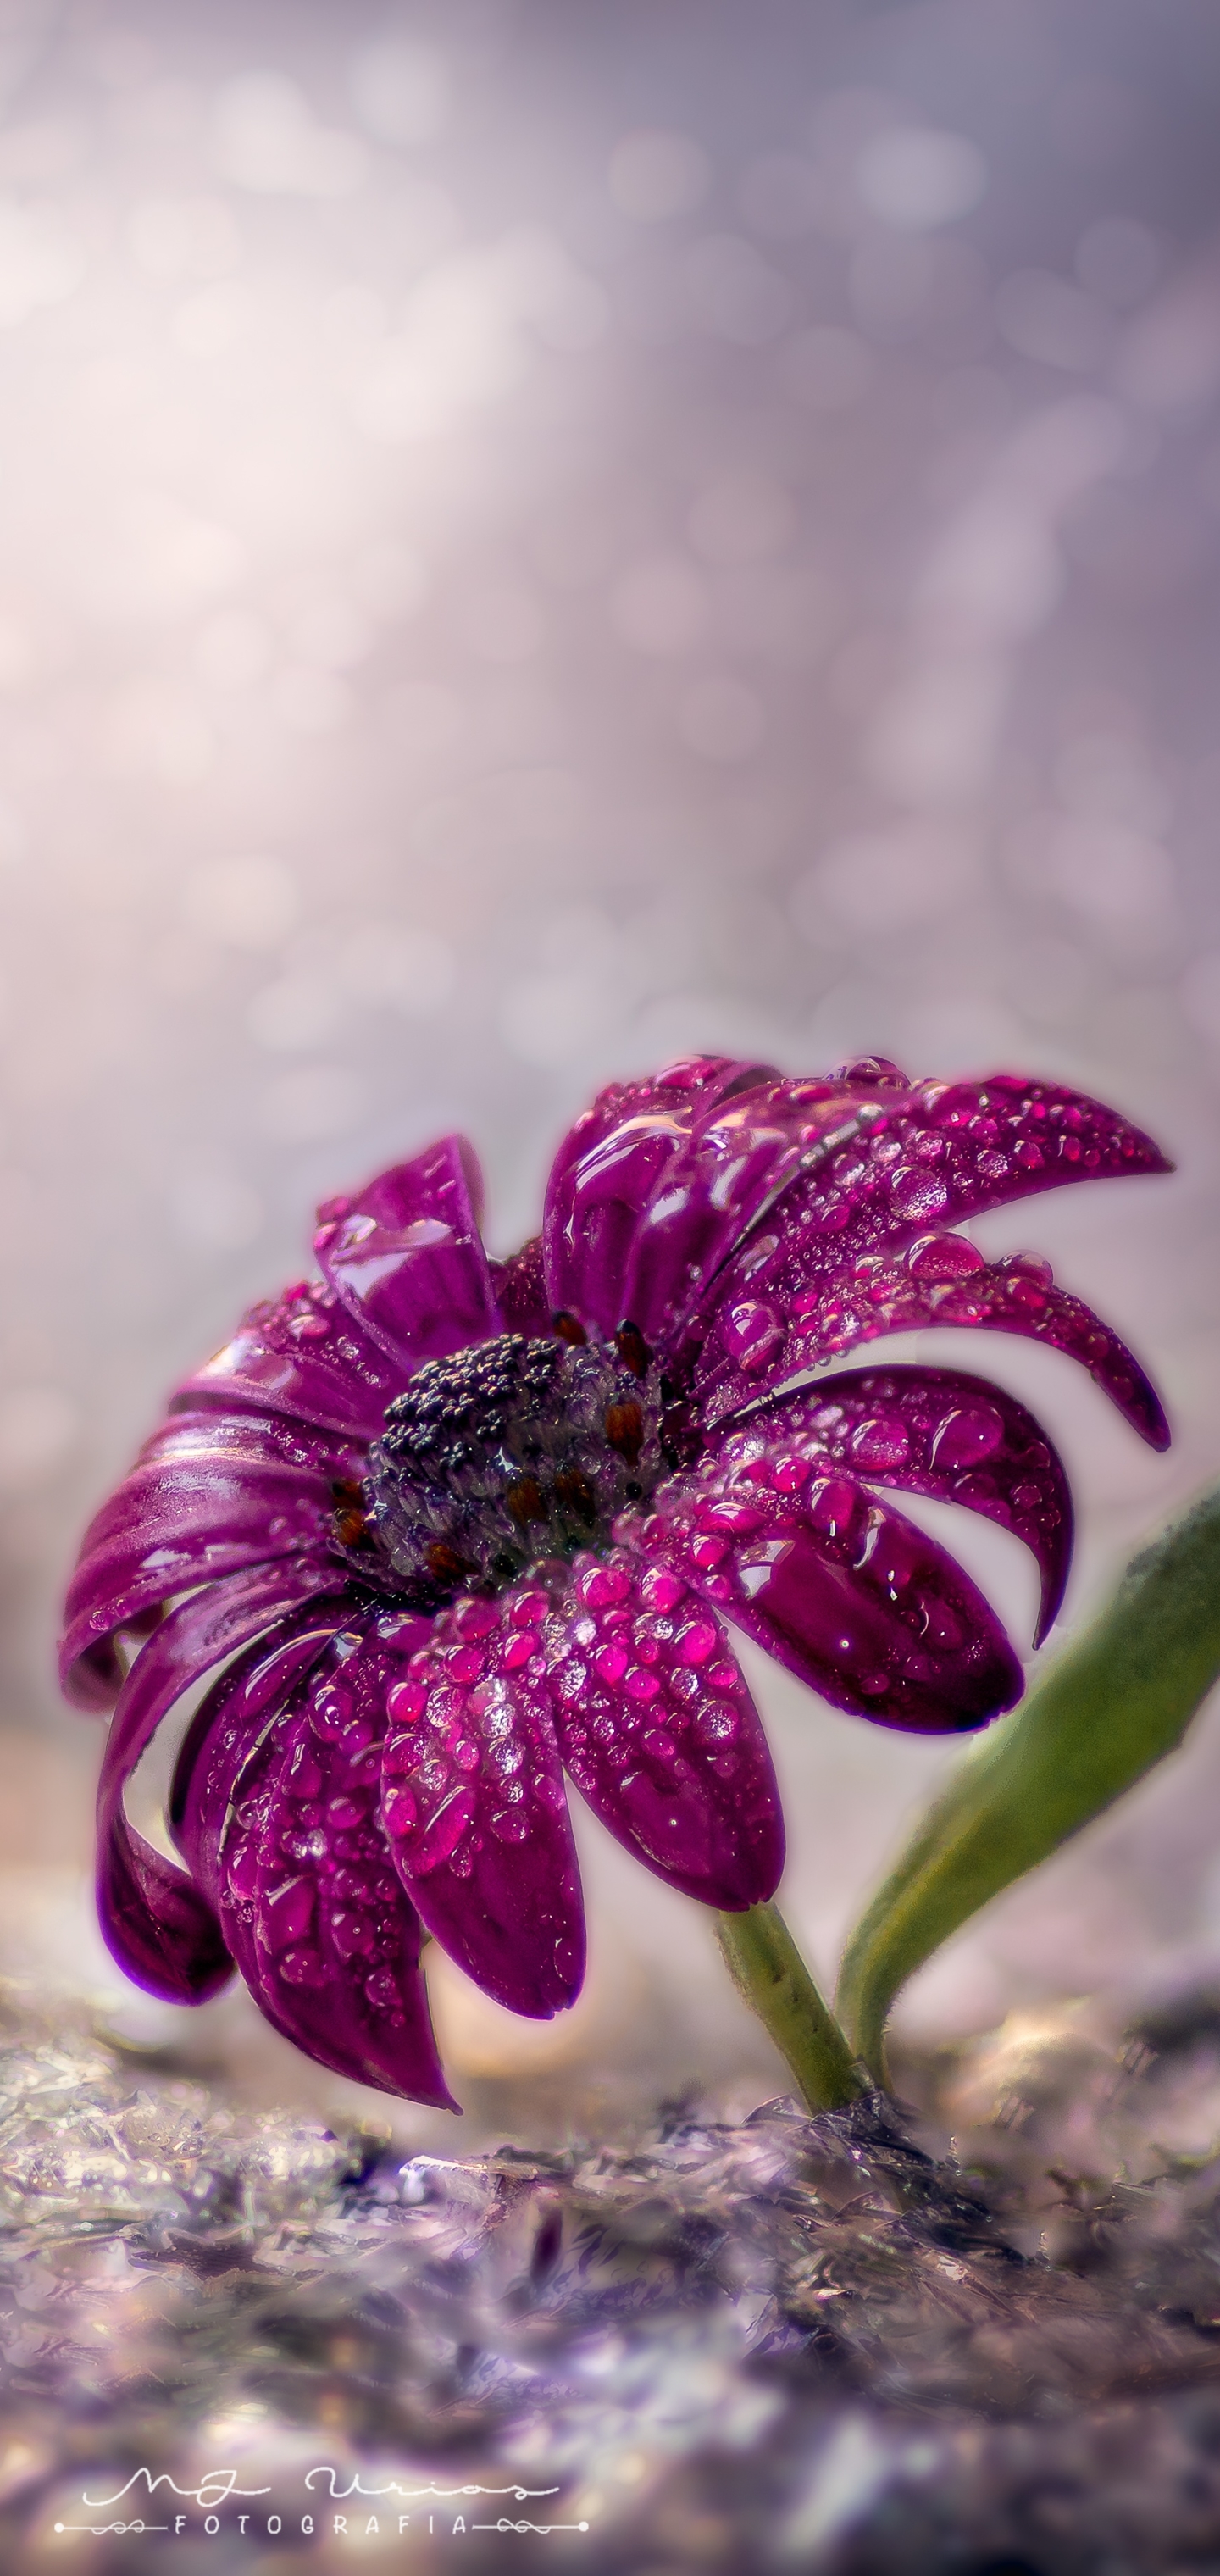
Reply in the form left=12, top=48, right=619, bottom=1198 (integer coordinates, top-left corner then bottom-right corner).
left=714, top=1901, right=865, bottom=2113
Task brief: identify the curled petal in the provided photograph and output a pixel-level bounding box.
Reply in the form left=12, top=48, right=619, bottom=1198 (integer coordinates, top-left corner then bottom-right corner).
left=380, top=1589, right=584, bottom=2018
left=542, top=1057, right=780, bottom=1338
left=175, top=1280, right=411, bottom=1442
left=692, top=1073, right=1170, bottom=1403
left=314, top=1135, right=500, bottom=1372
left=61, top=1412, right=357, bottom=1710
left=542, top=1549, right=784, bottom=1907
left=700, top=1246, right=1169, bottom=1453
left=731, top=1364, right=1073, bottom=1645
left=94, top=1560, right=336, bottom=2005
left=619, top=1083, right=890, bottom=1349
left=646, top=1466, right=1023, bottom=1735
left=177, top=1617, right=453, bottom=2107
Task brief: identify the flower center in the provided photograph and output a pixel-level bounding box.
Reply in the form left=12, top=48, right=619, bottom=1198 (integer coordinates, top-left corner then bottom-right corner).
left=360, top=1329, right=666, bottom=1603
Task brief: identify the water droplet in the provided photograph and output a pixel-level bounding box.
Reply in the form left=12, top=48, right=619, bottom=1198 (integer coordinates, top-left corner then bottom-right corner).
left=330, top=1908, right=375, bottom=1961
left=363, top=1964, right=400, bottom=2013
left=624, top=1665, right=661, bottom=1702
left=674, top=1618, right=717, bottom=1667
left=849, top=1413, right=911, bottom=1472
left=694, top=1701, right=736, bottom=1743
left=262, top=1875, right=314, bottom=1947
left=491, top=1808, right=530, bottom=1842
left=930, top=1405, right=1005, bottom=1470
left=411, top=1785, right=477, bottom=1873
left=280, top=1945, right=327, bottom=1986
left=907, top=1232, right=984, bottom=1281
left=890, top=1166, right=949, bottom=1223
left=308, top=1685, right=353, bottom=1741
left=718, top=1298, right=783, bottom=1372
left=446, top=1645, right=484, bottom=1685
left=382, top=1785, right=417, bottom=1835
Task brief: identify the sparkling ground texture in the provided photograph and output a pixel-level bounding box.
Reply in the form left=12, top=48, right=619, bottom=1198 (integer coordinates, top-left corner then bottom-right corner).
left=6, top=1987, right=1220, bottom=2569
left=3, top=0, right=1220, bottom=2062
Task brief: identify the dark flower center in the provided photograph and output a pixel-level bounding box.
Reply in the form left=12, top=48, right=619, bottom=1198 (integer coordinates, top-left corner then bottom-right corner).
left=360, top=1330, right=666, bottom=1604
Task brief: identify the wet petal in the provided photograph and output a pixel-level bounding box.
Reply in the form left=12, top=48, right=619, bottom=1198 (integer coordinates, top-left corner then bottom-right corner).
left=646, top=1465, right=1024, bottom=1735
left=620, top=1082, right=889, bottom=1349
left=699, top=1246, right=1170, bottom=1453
left=177, top=1616, right=453, bottom=2107
left=61, top=1411, right=358, bottom=1710
left=94, top=1561, right=338, bottom=2004
left=728, top=1364, right=1073, bottom=1645
left=692, top=1073, right=1170, bottom=1407
left=542, top=1548, right=784, bottom=1907
left=380, top=1587, right=584, bottom=2018
left=542, top=1057, right=781, bottom=1339
left=490, top=1234, right=552, bottom=1337
left=314, top=1135, right=499, bottom=1371
left=176, top=1279, right=412, bottom=1441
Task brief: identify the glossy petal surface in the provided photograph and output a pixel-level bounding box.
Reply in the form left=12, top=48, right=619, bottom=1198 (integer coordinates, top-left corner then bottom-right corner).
left=175, top=1279, right=411, bottom=1441
left=62, top=1409, right=355, bottom=1708
left=491, top=1234, right=552, bottom=1338
left=314, top=1135, right=500, bottom=1371
left=543, top=1055, right=781, bottom=1338
left=731, top=1364, right=1073, bottom=1644
left=693, top=1074, right=1170, bottom=1410
left=700, top=1242, right=1170, bottom=1452
left=95, top=1561, right=335, bottom=2004
left=643, top=1453, right=1025, bottom=1735
left=543, top=1547, right=785, bottom=1907
left=178, top=1616, right=453, bottom=2106
left=380, top=1587, right=584, bottom=2018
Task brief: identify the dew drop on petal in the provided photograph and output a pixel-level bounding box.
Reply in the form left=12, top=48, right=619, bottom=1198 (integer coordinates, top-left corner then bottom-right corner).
left=491, top=1808, right=530, bottom=1842
left=718, top=1298, right=784, bottom=1370
left=906, top=1232, right=986, bottom=1280
left=930, top=1404, right=1006, bottom=1470
left=674, top=1619, right=717, bottom=1666
left=849, top=1413, right=911, bottom=1472
left=411, top=1785, right=478, bottom=1874
left=922, top=1600, right=965, bottom=1652
left=890, top=1167, right=950, bottom=1223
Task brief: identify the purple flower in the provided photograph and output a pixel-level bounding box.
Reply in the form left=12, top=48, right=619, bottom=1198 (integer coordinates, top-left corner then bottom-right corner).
left=60, top=1056, right=1170, bottom=2106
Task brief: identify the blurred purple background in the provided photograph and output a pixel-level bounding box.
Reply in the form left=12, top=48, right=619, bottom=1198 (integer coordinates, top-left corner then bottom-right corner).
left=1, top=0, right=1218, bottom=2135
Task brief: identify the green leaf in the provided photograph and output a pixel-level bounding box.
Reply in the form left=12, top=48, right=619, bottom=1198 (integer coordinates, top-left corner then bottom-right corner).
left=836, top=1487, right=1220, bottom=2084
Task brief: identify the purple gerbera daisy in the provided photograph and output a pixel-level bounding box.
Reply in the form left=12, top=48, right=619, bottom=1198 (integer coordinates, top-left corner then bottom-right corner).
left=59, top=1055, right=1170, bottom=2107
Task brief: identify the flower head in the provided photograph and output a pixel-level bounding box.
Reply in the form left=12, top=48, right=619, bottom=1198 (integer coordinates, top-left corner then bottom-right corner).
left=60, top=1057, right=1170, bottom=2105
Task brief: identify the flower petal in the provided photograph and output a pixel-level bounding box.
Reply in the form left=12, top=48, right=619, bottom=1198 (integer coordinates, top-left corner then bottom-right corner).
left=542, top=1057, right=783, bottom=1339
left=620, top=1082, right=891, bottom=1349
left=691, top=1073, right=1170, bottom=1405
left=646, top=1464, right=1024, bottom=1735
left=380, top=1588, right=584, bottom=2018
left=490, top=1235, right=552, bottom=1338
left=728, top=1364, right=1073, bottom=1645
left=699, top=1247, right=1170, bottom=1453
left=61, top=1411, right=358, bottom=1711
left=177, top=1615, right=454, bottom=2107
left=542, top=1548, right=785, bottom=1907
left=314, top=1135, right=500, bottom=1372
left=94, top=1560, right=337, bottom=2005
left=176, top=1279, right=411, bottom=1441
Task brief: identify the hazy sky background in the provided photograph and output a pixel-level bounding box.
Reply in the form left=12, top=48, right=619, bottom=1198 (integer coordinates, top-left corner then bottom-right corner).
left=1, top=0, right=1218, bottom=2132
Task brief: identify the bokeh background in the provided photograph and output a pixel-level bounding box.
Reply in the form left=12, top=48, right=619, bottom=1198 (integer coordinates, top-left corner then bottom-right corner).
left=0, top=0, right=1218, bottom=2141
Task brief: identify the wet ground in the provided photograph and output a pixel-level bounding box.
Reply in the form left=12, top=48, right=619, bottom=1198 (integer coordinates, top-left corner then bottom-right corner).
left=6, top=1984, right=1220, bottom=2571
